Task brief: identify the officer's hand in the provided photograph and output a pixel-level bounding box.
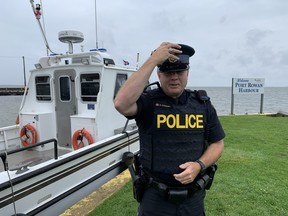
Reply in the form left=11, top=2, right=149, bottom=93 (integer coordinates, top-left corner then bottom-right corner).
left=173, top=162, right=201, bottom=185
left=150, top=42, right=182, bottom=66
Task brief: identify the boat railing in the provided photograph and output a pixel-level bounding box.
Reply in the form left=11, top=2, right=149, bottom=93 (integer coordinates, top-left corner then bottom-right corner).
left=0, top=138, right=58, bottom=172
left=0, top=125, right=19, bottom=131
left=0, top=125, right=20, bottom=151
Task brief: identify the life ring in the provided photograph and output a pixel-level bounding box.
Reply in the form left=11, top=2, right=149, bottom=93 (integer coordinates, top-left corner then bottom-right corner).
left=20, top=124, right=38, bottom=147
left=72, top=129, right=94, bottom=150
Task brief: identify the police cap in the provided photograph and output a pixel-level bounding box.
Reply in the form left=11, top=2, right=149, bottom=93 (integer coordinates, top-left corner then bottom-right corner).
left=158, top=44, right=195, bottom=72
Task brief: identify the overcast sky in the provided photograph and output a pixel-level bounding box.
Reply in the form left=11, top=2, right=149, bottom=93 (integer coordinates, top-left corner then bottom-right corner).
left=1, top=0, right=287, bottom=87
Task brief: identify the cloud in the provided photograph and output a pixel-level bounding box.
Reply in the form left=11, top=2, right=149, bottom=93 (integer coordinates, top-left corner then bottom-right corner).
left=279, top=51, right=288, bottom=66
left=234, top=54, right=254, bottom=67
left=219, top=16, right=227, bottom=24
left=245, top=29, right=272, bottom=47
left=0, top=0, right=288, bottom=87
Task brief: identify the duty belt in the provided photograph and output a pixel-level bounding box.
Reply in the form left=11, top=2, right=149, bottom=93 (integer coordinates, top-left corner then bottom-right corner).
left=150, top=179, right=199, bottom=204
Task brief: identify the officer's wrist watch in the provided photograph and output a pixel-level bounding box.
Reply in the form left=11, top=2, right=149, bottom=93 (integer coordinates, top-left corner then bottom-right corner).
left=195, top=159, right=206, bottom=172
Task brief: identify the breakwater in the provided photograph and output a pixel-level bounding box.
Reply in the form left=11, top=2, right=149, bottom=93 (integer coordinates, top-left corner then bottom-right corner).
left=0, top=87, right=25, bottom=95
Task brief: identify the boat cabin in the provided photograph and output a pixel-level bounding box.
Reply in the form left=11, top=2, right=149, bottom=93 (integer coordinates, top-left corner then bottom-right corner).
left=18, top=31, right=136, bottom=151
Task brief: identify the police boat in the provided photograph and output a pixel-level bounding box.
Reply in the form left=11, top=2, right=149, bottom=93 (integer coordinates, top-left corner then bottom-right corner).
left=0, top=27, right=139, bottom=215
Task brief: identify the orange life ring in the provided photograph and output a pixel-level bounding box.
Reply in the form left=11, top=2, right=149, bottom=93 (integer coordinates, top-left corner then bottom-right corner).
left=72, top=129, right=94, bottom=150
left=20, top=124, right=38, bottom=147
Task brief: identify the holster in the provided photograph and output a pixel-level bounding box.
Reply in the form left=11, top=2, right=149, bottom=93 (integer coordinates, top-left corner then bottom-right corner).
left=195, top=163, right=218, bottom=190
left=132, top=176, right=147, bottom=202
left=131, top=154, right=150, bottom=202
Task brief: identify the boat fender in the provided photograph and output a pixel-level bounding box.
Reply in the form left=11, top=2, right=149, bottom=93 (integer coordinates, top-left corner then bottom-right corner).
left=16, top=115, right=20, bottom=124
left=72, top=128, right=94, bottom=150
left=20, top=124, right=38, bottom=147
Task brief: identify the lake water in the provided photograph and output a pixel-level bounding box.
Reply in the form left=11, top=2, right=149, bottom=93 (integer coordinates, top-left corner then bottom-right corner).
left=0, top=87, right=287, bottom=127
left=193, top=87, right=288, bottom=116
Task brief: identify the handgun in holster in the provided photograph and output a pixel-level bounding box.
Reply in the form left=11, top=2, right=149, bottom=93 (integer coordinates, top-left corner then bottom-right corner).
left=122, top=152, right=146, bottom=202
left=195, top=163, right=218, bottom=190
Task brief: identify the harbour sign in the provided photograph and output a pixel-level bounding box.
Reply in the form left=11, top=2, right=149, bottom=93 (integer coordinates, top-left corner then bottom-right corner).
left=232, top=78, right=265, bottom=94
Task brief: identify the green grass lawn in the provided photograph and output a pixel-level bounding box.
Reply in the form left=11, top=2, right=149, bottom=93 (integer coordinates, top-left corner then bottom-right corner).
left=89, top=115, right=288, bottom=216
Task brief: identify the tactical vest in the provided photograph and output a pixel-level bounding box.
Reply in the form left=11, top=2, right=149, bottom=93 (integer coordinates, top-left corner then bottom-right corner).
left=138, top=88, right=208, bottom=184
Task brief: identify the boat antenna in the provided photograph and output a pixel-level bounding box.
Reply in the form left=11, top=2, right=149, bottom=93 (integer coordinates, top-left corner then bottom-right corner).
left=39, top=0, right=48, bottom=55
left=29, top=0, right=58, bottom=55
left=95, top=0, right=99, bottom=49
left=136, top=53, right=140, bottom=69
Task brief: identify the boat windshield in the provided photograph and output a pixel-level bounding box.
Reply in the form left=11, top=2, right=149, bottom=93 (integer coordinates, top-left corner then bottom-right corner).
left=35, top=76, right=51, bottom=101
left=80, top=73, right=100, bottom=102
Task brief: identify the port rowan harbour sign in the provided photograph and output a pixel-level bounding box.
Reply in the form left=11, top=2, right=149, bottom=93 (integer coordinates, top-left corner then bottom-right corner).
left=231, top=78, right=265, bottom=114
left=232, top=78, right=265, bottom=94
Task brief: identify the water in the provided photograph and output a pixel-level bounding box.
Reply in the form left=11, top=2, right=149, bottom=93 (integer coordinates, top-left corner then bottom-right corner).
left=200, top=87, right=288, bottom=116
left=0, top=95, right=22, bottom=127
left=0, top=87, right=287, bottom=127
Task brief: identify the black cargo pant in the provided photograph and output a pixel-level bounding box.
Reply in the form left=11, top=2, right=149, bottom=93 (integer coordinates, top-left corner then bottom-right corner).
left=137, top=187, right=206, bottom=216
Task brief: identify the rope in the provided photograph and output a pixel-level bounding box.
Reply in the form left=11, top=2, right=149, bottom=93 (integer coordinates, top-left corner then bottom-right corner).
left=4, top=151, right=17, bottom=215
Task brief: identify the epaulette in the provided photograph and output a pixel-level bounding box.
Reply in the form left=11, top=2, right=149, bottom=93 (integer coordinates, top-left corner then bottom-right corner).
left=143, top=81, right=160, bottom=93
left=196, top=90, right=210, bottom=102
left=143, top=82, right=163, bottom=98
left=186, top=89, right=210, bottom=103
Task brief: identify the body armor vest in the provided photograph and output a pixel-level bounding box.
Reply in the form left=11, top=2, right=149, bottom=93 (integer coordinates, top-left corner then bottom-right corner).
left=138, top=89, right=208, bottom=184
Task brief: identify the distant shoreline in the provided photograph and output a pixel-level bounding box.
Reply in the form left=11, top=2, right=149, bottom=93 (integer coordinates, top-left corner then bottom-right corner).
left=0, top=87, right=25, bottom=96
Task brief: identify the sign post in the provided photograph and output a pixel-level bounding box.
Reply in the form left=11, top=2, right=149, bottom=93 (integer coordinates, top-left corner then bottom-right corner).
left=231, top=78, right=265, bottom=115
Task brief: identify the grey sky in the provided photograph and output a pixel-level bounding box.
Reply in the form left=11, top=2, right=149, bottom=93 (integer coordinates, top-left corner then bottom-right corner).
left=0, top=0, right=287, bottom=86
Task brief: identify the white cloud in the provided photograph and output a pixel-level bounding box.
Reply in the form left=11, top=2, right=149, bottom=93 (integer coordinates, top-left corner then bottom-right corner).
left=0, top=0, right=287, bottom=86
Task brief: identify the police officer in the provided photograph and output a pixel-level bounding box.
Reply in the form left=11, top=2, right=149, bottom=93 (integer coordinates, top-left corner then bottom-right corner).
left=114, top=42, right=225, bottom=216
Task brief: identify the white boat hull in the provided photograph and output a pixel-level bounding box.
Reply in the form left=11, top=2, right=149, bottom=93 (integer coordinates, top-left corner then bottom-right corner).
left=0, top=130, right=139, bottom=215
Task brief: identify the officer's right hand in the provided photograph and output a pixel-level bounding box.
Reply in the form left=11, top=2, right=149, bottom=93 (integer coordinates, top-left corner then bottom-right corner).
left=150, top=42, right=182, bottom=66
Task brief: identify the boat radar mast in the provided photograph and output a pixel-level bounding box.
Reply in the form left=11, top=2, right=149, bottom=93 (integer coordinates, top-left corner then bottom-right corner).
left=58, top=30, right=84, bottom=54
